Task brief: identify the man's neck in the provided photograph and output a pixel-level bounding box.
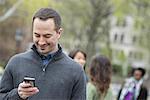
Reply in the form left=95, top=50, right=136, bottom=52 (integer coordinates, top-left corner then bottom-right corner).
left=43, top=44, right=58, bottom=56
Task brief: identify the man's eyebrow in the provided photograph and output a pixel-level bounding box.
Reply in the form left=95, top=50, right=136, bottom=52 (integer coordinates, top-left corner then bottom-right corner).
left=45, top=33, right=53, bottom=35
left=34, top=32, right=39, bottom=35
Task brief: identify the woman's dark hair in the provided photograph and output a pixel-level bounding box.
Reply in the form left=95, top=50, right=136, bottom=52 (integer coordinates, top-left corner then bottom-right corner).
left=68, top=49, right=87, bottom=60
left=89, top=55, right=112, bottom=94
left=32, top=8, right=61, bottom=30
left=68, top=49, right=87, bottom=70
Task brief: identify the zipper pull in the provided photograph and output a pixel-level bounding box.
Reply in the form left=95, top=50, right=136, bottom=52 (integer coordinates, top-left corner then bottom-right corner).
left=43, top=68, right=45, bottom=72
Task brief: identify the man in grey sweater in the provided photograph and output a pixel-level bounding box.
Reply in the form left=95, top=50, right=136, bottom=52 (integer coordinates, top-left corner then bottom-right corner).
left=0, top=8, right=86, bottom=100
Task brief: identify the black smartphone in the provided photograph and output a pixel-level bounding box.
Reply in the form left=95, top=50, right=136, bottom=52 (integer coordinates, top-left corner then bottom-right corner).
left=23, top=77, right=35, bottom=87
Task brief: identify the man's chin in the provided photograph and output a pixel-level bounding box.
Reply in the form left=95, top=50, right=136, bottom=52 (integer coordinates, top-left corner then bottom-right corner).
left=37, top=49, right=48, bottom=55
left=40, top=52, right=49, bottom=56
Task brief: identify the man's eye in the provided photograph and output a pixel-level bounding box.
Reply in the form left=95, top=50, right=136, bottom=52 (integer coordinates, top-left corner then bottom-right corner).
left=45, top=35, right=52, bottom=38
left=34, top=33, right=40, bottom=37
left=35, top=35, right=40, bottom=37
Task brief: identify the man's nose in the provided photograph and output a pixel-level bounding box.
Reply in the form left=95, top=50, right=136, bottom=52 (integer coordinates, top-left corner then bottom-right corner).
left=38, top=37, right=46, bottom=45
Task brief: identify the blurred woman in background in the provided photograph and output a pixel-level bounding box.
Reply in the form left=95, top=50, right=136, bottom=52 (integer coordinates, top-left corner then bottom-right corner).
left=87, top=54, right=113, bottom=100
left=69, top=49, right=86, bottom=69
left=68, top=49, right=88, bottom=82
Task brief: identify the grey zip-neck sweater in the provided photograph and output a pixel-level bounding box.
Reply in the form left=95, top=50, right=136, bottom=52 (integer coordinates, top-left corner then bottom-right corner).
left=0, top=45, right=86, bottom=100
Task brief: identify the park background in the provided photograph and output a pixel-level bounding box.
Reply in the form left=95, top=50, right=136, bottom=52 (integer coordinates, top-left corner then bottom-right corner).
left=0, top=0, right=150, bottom=99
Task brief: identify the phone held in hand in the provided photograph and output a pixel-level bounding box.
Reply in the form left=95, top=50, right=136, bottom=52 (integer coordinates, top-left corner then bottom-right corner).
left=24, top=77, right=35, bottom=87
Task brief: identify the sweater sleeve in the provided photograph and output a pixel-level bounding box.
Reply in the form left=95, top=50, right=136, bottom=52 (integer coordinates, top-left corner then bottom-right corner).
left=0, top=88, right=22, bottom=100
left=0, top=65, right=22, bottom=100
left=70, top=69, right=86, bottom=100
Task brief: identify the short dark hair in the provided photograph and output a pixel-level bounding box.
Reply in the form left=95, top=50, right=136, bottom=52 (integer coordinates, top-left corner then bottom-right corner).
left=133, top=67, right=146, bottom=77
left=32, top=8, right=61, bottom=30
left=68, top=49, right=87, bottom=60
left=68, top=49, right=87, bottom=70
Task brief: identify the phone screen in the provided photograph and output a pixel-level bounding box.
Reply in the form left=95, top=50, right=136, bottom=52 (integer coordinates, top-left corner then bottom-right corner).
left=24, top=77, right=35, bottom=87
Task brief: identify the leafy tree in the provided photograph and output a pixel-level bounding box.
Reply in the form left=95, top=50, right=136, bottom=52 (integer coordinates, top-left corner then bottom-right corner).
left=85, top=0, right=112, bottom=61
left=134, top=0, right=150, bottom=51
left=0, top=0, right=24, bottom=66
left=52, top=0, right=113, bottom=63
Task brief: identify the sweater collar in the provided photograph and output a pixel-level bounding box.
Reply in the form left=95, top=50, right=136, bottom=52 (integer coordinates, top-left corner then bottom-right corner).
left=31, top=44, right=63, bottom=61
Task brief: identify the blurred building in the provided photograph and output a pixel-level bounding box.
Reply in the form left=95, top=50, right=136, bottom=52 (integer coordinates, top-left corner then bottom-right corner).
left=110, top=16, right=149, bottom=70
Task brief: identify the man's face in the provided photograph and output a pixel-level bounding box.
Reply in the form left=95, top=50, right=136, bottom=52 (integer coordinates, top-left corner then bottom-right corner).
left=33, top=18, right=62, bottom=55
left=134, top=70, right=142, bottom=80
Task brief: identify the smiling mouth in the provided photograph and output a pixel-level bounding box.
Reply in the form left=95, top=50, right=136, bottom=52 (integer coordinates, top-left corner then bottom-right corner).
left=39, top=46, right=46, bottom=50
left=41, top=48, right=45, bottom=50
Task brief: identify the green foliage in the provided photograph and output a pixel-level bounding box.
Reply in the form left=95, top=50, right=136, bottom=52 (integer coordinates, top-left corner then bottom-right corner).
left=101, top=47, right=111, bottom=59
left=0, top=0, right=149, bottom=67
left=117, top=51, right=126, bottom=62
left=19, top=0, right=50, bottom=24
left=112, top=63, right=132, bottom=77
left=112, top=64, right=123, bottom=76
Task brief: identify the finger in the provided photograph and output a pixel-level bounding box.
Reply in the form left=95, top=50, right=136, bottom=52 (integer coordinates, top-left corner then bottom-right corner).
left=21, top=87, right=33, bottom=92
left=20, top=82, right=32, bottom=88
left=19, top=87, right=38, bottom=93
left=20, top=90, right=39, bottom=96
left=18, top=87, right=39, bottom=99
left=18, top=83, right=31, bottom=93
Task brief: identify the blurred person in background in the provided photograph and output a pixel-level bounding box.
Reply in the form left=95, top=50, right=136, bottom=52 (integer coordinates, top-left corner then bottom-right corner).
left=86, top=54, right=113, bottom=100
left=68, top=49, right=88, bottom=82
left=68, top=49, right=86, bottom=69
left=0, top=8, right=86, bottom=100
left=117, top=67, right=148, bottom=100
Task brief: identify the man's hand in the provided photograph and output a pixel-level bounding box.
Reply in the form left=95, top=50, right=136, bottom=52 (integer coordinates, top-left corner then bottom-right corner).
left=18, top=82, right=39, bottom=99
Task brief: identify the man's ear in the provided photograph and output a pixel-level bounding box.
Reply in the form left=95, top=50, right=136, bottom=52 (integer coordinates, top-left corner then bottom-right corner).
left=58, top=28, right=63, bottom=34
left=57, top=28, right=63, bottom=39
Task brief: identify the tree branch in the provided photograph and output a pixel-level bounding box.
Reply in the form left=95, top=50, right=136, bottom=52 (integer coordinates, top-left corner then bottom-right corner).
left=0, top=0, right=24, bottom=22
